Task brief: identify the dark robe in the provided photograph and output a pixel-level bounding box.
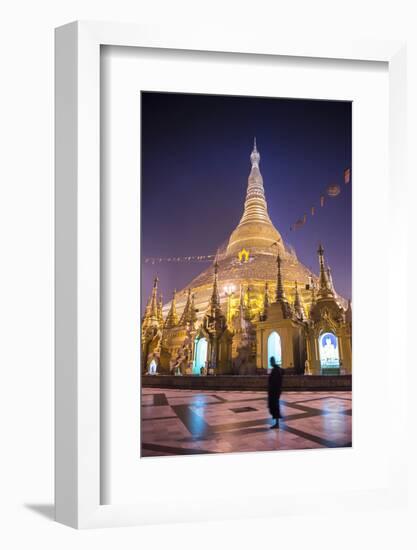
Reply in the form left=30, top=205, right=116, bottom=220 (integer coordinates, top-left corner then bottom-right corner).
left=268, top=366, right=283, bottom=419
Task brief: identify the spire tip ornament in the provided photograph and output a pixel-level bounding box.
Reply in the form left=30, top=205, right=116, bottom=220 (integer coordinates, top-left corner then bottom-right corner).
left=250, top=136, right=260, bottom=167
left=226, top=138, right=283, bottom=256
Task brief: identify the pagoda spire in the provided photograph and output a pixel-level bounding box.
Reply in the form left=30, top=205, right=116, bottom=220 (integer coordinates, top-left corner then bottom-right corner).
left=261, top=281, right=270, bottom=319
left=142, top=276, right=161, bottom=334
left=190, top=292, right=197, bottom=325
left=141, top=295, right=152, bottom=335
left=317, top=244, right=334, bottom=299
left=225, top=140, right=283, bottom=256
left=179, top=289, right=197, bottom=327
left=202, top=261, right=227, bottom=371
left=179, top=288, right=192, bottom=326
left=307, top=278, right=317, bottom=319
left=293, top=281, right=306, bottom=320
left=327, top=265, right=335, bottom=293
left=142, top=295, right=151, bottom=321
left=345, top=299, right=352, bottom=325
left=275, top=253, right=292, bottom=318
left=275, top=254, right=287, bottom=302
left=157, top=293, right=163, bottom=325
left=209, top=260, right=221, bottom=314
left=264, top=280, right=270, bottom=308
left=233, top=284, right=249, bottom=331
left=149, top=276, right=159, bottom=322
left=250, top=136, right=260, bottom=167
left=164, top=289, right=179, bottom=329
left=311, top=280, right=316, bottom=305
left=240, top=139, right=271, bottom=226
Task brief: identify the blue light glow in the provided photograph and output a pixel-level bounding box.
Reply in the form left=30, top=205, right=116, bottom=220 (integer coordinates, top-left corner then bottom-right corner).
left=193, top=337, right=208, bottom=375
left=319, top=332, right=340, bottom=368
left=267, top=331, right=282, bottom=367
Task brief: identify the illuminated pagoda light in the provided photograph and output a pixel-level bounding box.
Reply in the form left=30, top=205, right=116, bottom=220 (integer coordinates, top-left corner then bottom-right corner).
left=143, top=140, right=351, bottom=375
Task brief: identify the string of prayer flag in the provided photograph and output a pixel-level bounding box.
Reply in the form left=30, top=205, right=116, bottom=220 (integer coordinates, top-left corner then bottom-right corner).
left=289, top=166, right=351, bottom=231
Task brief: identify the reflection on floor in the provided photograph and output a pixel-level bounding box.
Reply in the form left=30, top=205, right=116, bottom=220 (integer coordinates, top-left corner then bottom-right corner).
left=141, top=388, right=352, bottom=457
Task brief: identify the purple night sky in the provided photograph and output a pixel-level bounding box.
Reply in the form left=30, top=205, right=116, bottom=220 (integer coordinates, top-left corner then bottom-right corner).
left=141, top=92, right=352, bottom=311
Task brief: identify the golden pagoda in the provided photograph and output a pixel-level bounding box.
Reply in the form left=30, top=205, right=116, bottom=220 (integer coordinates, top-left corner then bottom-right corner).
left=162, top=139, right=329, bottom=322
left=142, top=140, right=352, bottom=376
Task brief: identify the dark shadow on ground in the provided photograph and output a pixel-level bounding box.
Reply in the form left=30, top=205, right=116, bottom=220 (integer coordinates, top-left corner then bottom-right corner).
left=24, top=503, right=55, bottom=521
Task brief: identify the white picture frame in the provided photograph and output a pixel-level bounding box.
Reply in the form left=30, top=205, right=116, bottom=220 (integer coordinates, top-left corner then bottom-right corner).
left=55, top=21, right=407, bottom=529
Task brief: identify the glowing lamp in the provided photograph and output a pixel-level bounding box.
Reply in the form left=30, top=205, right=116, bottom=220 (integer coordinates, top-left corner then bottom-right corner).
left=224, top=284, right=236, bottom=296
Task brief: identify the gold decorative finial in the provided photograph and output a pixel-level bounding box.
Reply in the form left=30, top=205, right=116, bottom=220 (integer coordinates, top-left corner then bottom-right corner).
left=164, top=289, right=178, bottom=329
left=250, top=137, right=260, bottom=166
left=149, top=275, right=159, bottom=320
left=211, top=260, right=220, bottom=309
left=275, top=254, right=286, bottom=301
left=317, top=243, right=333, bottom=298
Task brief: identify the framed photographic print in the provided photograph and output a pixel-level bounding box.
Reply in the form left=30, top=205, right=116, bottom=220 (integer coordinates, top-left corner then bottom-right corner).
left=139, top=91, right=352, bottom=457
left=55, top=21, right=407, bottom=528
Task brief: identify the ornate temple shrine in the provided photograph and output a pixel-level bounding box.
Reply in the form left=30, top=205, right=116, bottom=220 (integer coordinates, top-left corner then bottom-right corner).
left=141, top=141, right=352, bottom=376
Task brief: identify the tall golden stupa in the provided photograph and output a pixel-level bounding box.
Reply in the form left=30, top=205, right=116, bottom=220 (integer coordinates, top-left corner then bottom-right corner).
left=163, top=139, right=334, bottom=321
left=142, top=140, right=351, bottom=375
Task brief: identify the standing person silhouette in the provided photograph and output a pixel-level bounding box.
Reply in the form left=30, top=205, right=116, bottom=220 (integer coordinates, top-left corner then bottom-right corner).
left=268, top=356, right=283, bottom=429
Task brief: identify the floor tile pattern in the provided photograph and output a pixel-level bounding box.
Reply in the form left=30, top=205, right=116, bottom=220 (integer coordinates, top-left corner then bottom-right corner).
left=141, top=388, right=352, bottom=457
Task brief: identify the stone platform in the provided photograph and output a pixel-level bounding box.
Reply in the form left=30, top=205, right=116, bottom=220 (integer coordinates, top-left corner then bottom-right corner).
left=142, top=374, right=352, bottom=392
left=141, top=387, right=352, bottom=457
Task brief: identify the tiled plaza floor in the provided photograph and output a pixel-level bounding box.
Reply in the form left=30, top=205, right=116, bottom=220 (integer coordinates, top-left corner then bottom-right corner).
left=141, top=388, right=352, bottom=457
